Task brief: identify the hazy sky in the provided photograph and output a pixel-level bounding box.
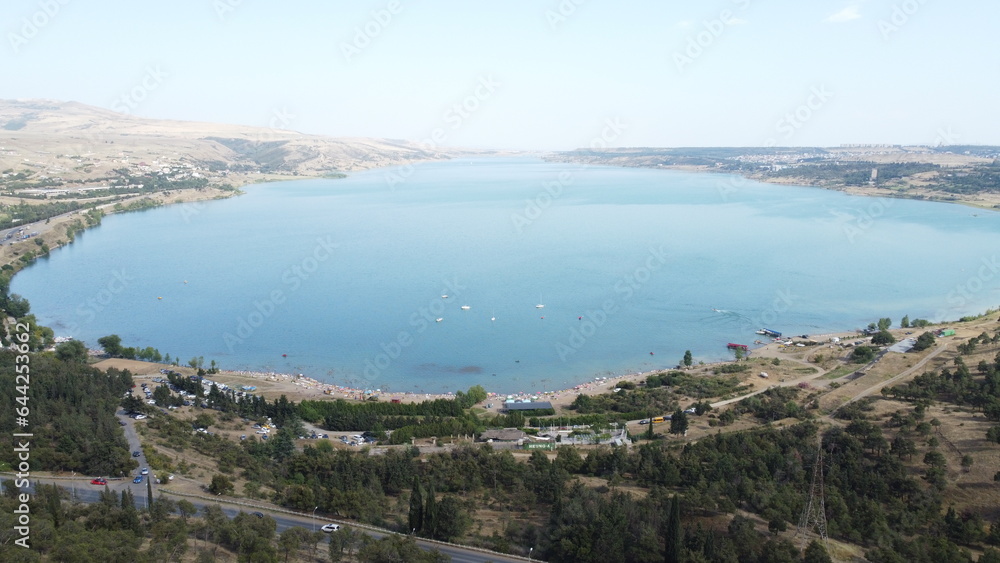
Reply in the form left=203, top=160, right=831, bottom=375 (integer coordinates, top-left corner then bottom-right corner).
left=2, top=0, right=997, bottom=150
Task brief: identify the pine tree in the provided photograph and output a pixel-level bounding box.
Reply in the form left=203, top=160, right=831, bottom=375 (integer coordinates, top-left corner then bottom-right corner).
left=683, top=350, right=693, bottom=367
left=121, top=488, right=135, bottom=510
left=803, top=539, right=833, bottom=563
left=669, top=410, right=689, bottom=436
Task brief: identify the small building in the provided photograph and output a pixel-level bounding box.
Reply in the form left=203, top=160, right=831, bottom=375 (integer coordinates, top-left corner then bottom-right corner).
left=937, top=329, right=956, bottom=337
left=502, top=401, right=553, bottom=413
left=479, top=429, right=527, bottom=442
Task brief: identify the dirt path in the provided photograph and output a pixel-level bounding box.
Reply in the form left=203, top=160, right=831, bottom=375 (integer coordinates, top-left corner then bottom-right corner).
left=834, top=343, right=948, bottom=411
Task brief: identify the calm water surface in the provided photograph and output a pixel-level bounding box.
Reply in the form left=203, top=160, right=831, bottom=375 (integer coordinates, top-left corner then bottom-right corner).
left=13, top=158, right=1000, bottom=393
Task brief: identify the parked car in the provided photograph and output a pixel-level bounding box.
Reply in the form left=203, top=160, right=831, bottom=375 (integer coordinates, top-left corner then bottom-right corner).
left=141, top=468, right=149, bottom=475
left=132, top=451, right=141, bottom=457
left=252, top=512, right=264, bottom=519
left=321, top=523, right=340, bottom=533
left=90, top=478, right=107, bottom=485
left=133, top=475, right=144, bottom=484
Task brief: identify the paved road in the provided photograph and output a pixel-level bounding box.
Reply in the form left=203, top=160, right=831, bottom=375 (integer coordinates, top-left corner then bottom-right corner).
left=0, top=476, right=533, bottom=562
left=117, top=410, right=154, bottom=507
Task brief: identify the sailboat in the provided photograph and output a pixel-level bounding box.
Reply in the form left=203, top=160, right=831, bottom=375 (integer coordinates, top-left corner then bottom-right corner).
left=491, top=309, right=496, bottom=322
left=535, top=294, right=544, bottom=309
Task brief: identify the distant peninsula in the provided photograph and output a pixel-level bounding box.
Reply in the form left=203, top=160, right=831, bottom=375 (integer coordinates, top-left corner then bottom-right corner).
left=546, top=145, right=1000, bottom=210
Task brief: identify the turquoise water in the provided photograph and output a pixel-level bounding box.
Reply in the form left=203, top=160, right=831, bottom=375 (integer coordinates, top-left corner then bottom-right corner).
left=12, top=158, right=1000, bottom=393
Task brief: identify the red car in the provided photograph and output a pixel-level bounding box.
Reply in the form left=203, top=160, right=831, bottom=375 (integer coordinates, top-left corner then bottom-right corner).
left=91, top=478, right=107, bottom=485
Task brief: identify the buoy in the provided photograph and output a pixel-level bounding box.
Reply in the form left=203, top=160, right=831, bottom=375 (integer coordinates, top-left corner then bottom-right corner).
left=578, top=316, right=582, bottom=320
left=650, top=352, right=654, bottom=355
left=157, top=297, right=162, bottom=300
left=282, top=354, right=287, bottom=357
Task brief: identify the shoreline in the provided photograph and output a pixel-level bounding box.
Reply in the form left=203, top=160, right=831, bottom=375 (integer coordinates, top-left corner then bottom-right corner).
left=15, top=161, right=997, bottom=408
left=100, top=317, right=983, bottom=412
left=542, top=156, right=1000, bottom=213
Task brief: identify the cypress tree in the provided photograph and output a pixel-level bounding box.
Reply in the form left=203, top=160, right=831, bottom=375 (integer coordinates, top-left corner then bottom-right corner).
left=424, top=483, right=438, bottom=539
left=664, top=495, right=681, bottom=563
left=408, top=477, right=424, bottom=533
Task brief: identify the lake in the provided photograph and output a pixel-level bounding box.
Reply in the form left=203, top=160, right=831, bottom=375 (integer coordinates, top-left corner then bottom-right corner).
left=13, top=158, right=1000, bottom=393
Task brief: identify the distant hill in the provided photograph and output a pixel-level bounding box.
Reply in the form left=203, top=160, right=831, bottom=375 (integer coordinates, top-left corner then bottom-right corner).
left=0, top=99, right=473, bottom=183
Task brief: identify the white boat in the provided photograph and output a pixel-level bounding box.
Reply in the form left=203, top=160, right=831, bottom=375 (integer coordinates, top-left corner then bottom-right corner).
left=441, top=294, right=448, bottom=299
left=461, top=305, right=471, bottom=310
left=436, top=318, right=443, bottom=322
left=535, top=303, right=544, bottom=309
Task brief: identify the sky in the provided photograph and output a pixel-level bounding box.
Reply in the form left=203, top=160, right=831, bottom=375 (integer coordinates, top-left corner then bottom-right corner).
left=2, top=0, right=998, bottom=151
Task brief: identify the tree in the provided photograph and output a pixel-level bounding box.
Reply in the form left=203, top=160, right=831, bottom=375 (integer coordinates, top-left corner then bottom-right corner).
left=177, top=500, right=197, bottom=521
left=208, top=474, right=234, bottom=496
left=194, top=413, right=215, bottom=429
left=768, top=515, right=786, bottom=535
left=408, top=478, right=424, bottom=534
left=433, top=496, right=471, bottom=541
left=664, top=495, right=681, bottom=563
left=97, top=334, right=123, bottom=357
left=912, top=331, right=936, bottom=352
left=878, top=318, right=892, bottom=331
left=900, top=315, right=910, bottom=328
left=669, top=410, right=688, bottom=436
left=5, top=293, right=31, bottom=317
left=278, top=526, right=309, bottom=563
left=423, top=483, right=438, bottom=539
left=802, top=539, right=833, bottom=563
left=871, top=330, right=896, bottom=346
left=355, top=534, right=447, bottom=562
left=852, top=346, right=877, bottom=363
left=329, top=525, right=361, bottom=562
left=54, top=339, right=88, bottom=363
left=683, top=350, right=693, bottom=367
left=961, top=455, right=974, bottom=473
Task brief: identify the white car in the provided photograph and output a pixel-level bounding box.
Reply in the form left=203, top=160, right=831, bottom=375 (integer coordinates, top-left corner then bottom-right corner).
left=321, top=523, right=340, bottom=533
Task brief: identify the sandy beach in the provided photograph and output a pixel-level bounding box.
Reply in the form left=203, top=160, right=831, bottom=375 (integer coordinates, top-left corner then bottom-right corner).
left=92, top=325, right=873, bottom=412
